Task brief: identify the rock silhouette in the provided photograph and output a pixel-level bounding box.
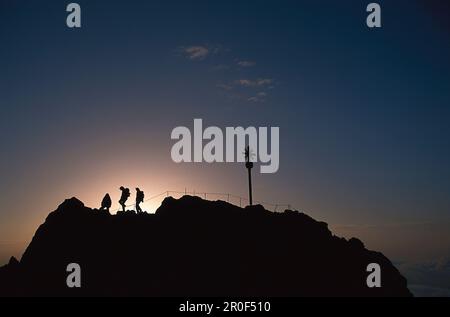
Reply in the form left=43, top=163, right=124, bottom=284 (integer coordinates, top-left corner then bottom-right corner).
left=0, top=196, right=412, bottom=297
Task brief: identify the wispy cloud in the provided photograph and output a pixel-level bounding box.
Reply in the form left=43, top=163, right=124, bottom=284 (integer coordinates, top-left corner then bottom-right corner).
left=237, top=60, right=256, bottom=67
left=235, top=78, right=273, bottom=87
left=218, top=79, right=274, bottom=103
left=178, top=44, right=225, bottom=61
left=176, top=44, right=275, bottom=104
left=179, top=45, right=210, bottom=60
left=249, top=94, right=268, bottom=103
left=247, top=97, right=259, bottom=102
left=247, top=92, right=268, bottom=103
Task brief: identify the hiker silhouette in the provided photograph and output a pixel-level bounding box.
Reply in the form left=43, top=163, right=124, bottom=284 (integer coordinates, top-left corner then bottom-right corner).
left=135, top=188, right=144, bottom=213
left=119, top=186, right=130, bottom=212
left=100, top=193, right=112, bottom=211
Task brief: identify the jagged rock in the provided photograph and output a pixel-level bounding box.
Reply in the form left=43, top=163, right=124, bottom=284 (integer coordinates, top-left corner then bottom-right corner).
left=349, top=237, right=365, bottom=249
left=116, top=210, right=137, bottom=217
left=8, top=256, right=19, bottom=267
left=0, top=195, right=412, bottom=297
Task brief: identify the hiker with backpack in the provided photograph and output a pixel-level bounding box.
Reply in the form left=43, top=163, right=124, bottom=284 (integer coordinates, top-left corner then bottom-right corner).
left=119, top=186, right=130, bottom=212
left=135, top=188, right=145, bottom=213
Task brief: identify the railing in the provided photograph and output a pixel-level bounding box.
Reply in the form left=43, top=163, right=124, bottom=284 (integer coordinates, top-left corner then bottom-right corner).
left=113, top=189, right=293, bottom=213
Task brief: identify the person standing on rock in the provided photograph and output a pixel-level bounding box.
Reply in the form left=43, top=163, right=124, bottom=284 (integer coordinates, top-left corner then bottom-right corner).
left=119, top=186, right=130, bottom=212
left=100, top=193, right=112, bottom=211
left=135, top=188, right=144, bottom=213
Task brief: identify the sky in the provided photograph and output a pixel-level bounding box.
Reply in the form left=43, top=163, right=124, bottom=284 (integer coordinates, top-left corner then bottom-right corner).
left=1, top=0, right=450, bottom=295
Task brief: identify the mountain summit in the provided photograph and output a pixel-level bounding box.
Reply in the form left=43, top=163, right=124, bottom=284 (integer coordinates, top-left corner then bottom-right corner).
left=0, top=196, right=412, bottom=296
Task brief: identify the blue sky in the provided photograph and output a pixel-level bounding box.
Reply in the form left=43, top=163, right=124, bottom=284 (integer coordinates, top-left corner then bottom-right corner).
left=1, top=0, right=450, bottom=295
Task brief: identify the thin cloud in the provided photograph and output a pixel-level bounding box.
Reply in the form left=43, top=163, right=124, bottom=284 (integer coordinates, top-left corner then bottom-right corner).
left=218, top=79, right=273, bottom=103
left=248, top=96, right=261, bottom=103
left=237, top=60, right=256, bottom=67
left=248, top=92, right=268, bottom=103
left=235, top=78, right=273, bottom=87
left=179, top=45, right=210, bottom=60
left=176, top=45, right=274, bottom=104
